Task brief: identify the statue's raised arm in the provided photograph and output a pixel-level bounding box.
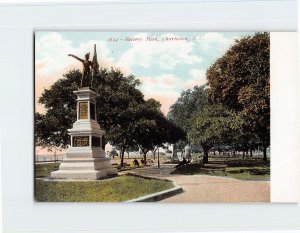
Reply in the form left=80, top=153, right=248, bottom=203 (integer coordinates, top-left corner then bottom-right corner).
left=68, top=54, right=84, bottom=63
left=68, top=52, right=93, bottom=87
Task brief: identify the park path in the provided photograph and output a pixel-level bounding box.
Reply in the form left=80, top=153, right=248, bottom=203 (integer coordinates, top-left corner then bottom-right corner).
left=120, top=164, right=270, bottom=202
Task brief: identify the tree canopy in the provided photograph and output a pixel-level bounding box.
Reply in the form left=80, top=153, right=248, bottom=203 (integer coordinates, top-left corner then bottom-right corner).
left=135, top=103, right=185, bottom=163
left=35, top=68, right=185, bottom=166
left=206, top=32, right=270, bottom=160
left=188, top=104, right=243, bottom=163
left=167, top=33, right=270, bottom=163
left=168, top=85, right=208, bottom=133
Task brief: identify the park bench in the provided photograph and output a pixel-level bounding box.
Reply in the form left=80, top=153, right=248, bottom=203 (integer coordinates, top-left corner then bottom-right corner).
left=147, top=159, right=154, bottom=164
left=140, top=159, right=154, bottom=165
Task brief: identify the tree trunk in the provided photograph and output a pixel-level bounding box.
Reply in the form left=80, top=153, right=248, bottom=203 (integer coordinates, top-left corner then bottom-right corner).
left=120, top=147, right=125, bottom=167
left=143, top=152, right=147, bottom=165
left=263, top=145, right=267, bottom=161
left=158, top=148, right=160, bottom=168
left=203, top=149, right=209, bottom=164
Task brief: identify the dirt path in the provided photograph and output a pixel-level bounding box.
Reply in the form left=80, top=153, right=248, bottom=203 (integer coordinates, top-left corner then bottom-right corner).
left=120, top=164, right=270, bottom=202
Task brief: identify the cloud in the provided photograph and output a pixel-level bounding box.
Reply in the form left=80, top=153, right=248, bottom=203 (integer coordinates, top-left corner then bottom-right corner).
left=139, top=74, right=177, bottom=89
left=36, top=32, right=113, bottom=76
left=139, top=70, right=208, bottom=114
left=138, top=73, right=182, bottom=115
left=117, top=33, right=203, bottom=72
left=184, top=69, right=207, bottom=89
left=35, top=32, right=239, bottom=114
left=198, top=32, right=236, bottom=55
left=144, top=92, right=180, bottom=116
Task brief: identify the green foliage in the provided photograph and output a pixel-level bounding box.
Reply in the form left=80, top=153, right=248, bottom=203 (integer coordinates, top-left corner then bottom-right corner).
left=206, top=32, right=270, bottom=153
left=168, top=85, right=208, bottom=133
left=35, top=175, right=174, bottom=202
left=188, top=104, right=243, bottom=153
left=36, top=68, right=184, bottom=157
left=125, top=98, right=186, bottom=163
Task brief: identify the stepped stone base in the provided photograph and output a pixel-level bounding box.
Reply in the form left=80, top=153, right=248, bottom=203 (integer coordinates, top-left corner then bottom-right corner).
left=50, top=87, right=118, bottom=180
left=51, top=158, right=117, bottom=180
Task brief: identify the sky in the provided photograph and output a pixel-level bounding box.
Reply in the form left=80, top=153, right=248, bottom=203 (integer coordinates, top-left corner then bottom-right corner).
left=35, top=31, right=254, bottom=115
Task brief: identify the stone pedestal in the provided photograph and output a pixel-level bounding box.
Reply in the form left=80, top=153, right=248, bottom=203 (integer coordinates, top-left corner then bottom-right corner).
left=51, top=87, right=117, bottom=180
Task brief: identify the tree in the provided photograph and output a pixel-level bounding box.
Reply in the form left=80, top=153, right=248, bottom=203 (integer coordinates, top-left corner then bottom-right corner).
left=168, top=85, right=208, bottom=133
left=134, top=99, right=185, bottom=165
left=206, top=32, right=270, bottom=160
left=167, top=85, right=208, bottom=156
left=188, top=104, right=243, bottom=163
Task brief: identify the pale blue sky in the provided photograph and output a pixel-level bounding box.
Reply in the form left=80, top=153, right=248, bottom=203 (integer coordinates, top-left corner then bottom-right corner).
left=35, top=31, right=254, bottom=114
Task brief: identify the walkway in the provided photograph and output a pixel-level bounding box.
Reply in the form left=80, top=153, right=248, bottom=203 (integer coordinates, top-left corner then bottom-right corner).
left=120, top=164, right=270, bottom=202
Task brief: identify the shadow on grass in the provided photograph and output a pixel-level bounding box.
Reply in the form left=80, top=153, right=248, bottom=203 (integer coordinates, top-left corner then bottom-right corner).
left=170, top=158, right=270, bottom=181
left=226, top=167, right=270, bottom=176
left=215, top=158, right=270, bottom=168
left=171, top=164, right=202, bottom=175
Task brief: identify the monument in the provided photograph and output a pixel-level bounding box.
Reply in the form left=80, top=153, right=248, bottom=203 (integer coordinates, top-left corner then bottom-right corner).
left=51, top=45, right=117, bottom=180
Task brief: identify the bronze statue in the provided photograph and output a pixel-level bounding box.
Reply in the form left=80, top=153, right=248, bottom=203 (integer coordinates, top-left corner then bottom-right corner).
left=68, top=44, right=99, bottom=87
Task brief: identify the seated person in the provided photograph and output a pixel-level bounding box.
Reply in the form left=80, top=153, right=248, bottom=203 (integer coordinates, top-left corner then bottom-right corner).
left=133, top=159, right=140, bottom=168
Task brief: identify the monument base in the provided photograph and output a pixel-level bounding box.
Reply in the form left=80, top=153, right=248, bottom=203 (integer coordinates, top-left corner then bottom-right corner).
left=51, top=158, right=117, bottom=180
left=50, top=87, right=117, bottom=180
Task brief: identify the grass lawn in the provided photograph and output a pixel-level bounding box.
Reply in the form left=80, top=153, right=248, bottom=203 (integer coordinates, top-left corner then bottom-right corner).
left=171, top=158, right=270, bottom=181
left=225, top=166, right=270, bottom=181
left=34, top=162, right=174, bottom=202
left=35, top=174, right=174, bottom=202
left=35, top=162, right=61, bottom=178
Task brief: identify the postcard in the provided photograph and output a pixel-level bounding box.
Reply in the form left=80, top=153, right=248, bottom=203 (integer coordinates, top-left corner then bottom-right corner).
left=34, top=31, right=272, bottom=202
